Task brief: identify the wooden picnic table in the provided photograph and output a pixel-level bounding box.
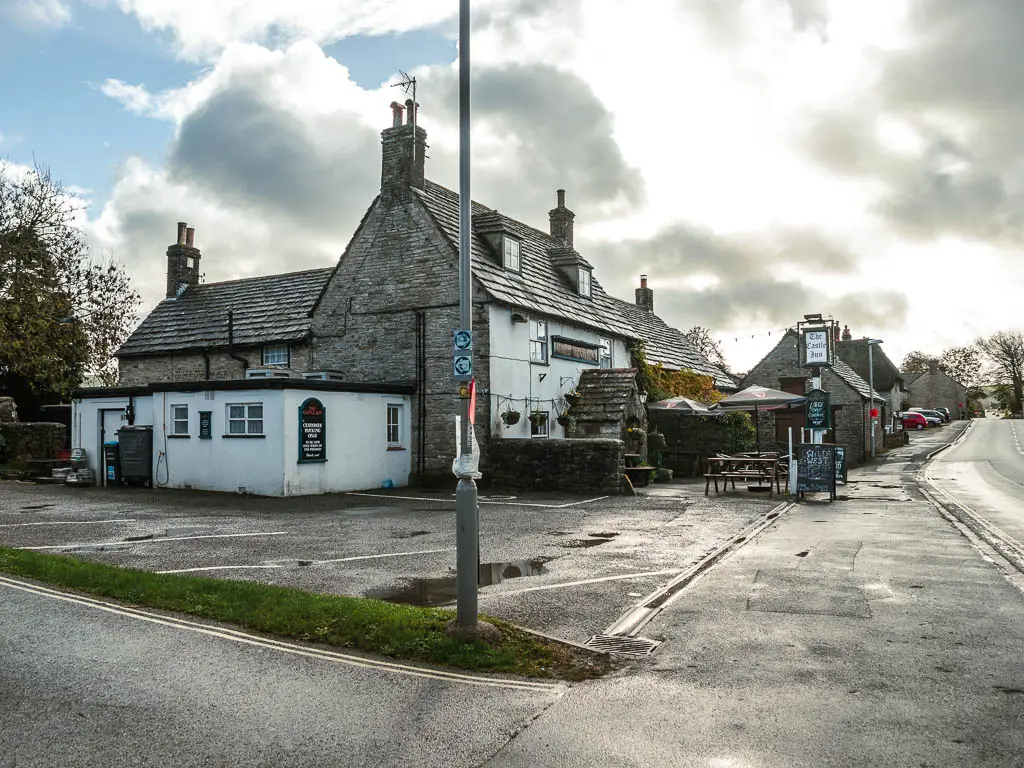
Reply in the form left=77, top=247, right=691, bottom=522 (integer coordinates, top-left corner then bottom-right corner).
left=704, top=455, right=785, bottom=498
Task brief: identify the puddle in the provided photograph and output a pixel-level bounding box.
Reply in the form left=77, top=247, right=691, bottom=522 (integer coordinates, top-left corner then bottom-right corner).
left=560, top=532, right=619, bottom=549
left=393, top=530, right=431, bottom=539
left=20, top=504, right=54, bottom=511
left=795, top=550, right=810, bottom=557
left=367, top=558, right=550, bottom=606
left=124, top=533, right=155, bottom=542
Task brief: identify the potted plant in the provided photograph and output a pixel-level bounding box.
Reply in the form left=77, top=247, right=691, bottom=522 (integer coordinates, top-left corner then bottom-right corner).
left=501, top=409, right=521, bottom=426
left=564, top=390, right=582, bottom=407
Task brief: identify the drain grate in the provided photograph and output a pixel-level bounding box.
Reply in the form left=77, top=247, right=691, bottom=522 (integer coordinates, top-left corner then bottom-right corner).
left=585, top=634, right=661, bottom=656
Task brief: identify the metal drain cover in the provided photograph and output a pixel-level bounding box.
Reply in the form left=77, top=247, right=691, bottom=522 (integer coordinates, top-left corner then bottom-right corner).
left=585, top=634, right=661, bottom=656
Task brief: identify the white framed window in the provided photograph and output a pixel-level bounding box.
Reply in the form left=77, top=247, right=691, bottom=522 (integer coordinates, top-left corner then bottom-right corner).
left=530, top=319, right=548, bottom=363
left=530, top=410, right=549, bottom=438
left=261, top=344, right=289, bottom=366
left=503, top=237, right=521, bottom=272
left=387, top=404, right=403, bottom=447
left=226, top=403, right=263, bottom=435
left=171, top=404, right=189, bottom=435
left=599, top=337, right=613, bottom=369
left=578, top=267, right=591, bottom=298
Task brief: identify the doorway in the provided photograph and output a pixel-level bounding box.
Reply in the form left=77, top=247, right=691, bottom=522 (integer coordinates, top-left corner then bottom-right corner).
left=99, top=408, right=125, bottom=487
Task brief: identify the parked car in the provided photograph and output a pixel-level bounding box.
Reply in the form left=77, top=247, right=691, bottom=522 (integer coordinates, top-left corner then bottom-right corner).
left=934, top=407, right=951, bottom=421
left=908, top=408, right=945, bottom=425
left=900, top=412, right=929, bottom=430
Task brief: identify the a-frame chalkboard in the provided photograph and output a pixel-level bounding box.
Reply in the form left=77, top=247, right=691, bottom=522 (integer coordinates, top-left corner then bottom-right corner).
left=796, top=443, right=837, bottom=500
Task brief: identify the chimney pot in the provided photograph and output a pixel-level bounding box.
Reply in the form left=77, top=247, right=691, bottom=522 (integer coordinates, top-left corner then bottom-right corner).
left=557, top=189, right=565, bottom=208
left=176, top=221, right=187, bottom=245
left=390, top=101, right=404, bottom=128
left=185, top=227, right=195, bottom=248
left=635, top=275, right=654, bottom=313
left=640, top=274, right=648, bottom=289
left=405, top=98, right=416, bottom=125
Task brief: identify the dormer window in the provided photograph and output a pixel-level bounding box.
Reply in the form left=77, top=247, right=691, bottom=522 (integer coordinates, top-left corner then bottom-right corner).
left=578, top=267, right=591, bottom=298
left=503, top=237, right=521, bottom=272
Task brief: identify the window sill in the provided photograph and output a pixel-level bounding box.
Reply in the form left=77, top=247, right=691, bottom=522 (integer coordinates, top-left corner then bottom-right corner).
left=529, top=360, right=550, bottom=367
left=222, top=434, right=266, bottom=439
left=386, top=446, right=406, bottom=451
left=168, top=434, right=191, bottom=439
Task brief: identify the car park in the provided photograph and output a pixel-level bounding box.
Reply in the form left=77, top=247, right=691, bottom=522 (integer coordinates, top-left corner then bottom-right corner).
left=900, top=412, right=929, bottom=430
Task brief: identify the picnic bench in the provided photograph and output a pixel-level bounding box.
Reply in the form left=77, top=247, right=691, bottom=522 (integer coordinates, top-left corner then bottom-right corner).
left=704, top=453, right=787, bottom=498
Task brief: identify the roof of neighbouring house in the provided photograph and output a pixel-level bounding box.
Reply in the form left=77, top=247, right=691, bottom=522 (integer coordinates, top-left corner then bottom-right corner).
left=415, top=180, right=732, bottom=388
left=831, top=358, right=887, bottom=402
left=571, top=368, right=639, bottom=423
left=837, top=339, right=904, bottom=391
left=117, top=268, right=334, bottom=357
left=902, top=371, right=923, bottom=385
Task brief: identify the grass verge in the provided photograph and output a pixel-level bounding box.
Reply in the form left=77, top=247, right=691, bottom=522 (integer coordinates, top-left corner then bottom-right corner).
left=0, top=547, right=610, bottom=681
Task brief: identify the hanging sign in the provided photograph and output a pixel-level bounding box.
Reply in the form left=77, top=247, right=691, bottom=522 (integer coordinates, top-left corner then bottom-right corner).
left=805, top=389, right=831, bottom=430
left=804, top=330, right=830, bottom=366
left=298, top=397, right=327, bottom=463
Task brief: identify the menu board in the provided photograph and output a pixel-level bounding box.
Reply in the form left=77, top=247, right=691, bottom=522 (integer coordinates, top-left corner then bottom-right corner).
left=797, top=444, right=836, bottom=496
left=298, top=398, right=327, bottom=463
left=805, top=389, right=831, bottom=430
left=834, top=445, right=847, bottom=484
left=198, top=411, right=212, bottom=440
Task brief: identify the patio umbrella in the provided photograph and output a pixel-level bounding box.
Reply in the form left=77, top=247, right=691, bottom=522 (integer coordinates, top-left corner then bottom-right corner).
left=709, top=385, right=808, bottom=451
left=646, top=396, right=719, bottom=415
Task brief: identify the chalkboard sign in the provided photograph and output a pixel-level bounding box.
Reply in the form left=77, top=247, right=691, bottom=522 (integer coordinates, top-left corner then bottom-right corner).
left=834, top=445, right=847, bottom=484
left=298, top=398, right=327, bottom=463
left=797, top=444, right=836, bottom=496
left=198, top=411, right=212, bottom=440
left=805, top=389, right=831, bottom=429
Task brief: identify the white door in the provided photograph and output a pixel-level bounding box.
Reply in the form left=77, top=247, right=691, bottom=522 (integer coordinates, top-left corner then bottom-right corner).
left=100, top=409, right=125, bottom=487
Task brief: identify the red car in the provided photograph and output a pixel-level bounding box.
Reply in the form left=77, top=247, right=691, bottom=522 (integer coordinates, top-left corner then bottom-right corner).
left=901, top=412, right=929, bottom=430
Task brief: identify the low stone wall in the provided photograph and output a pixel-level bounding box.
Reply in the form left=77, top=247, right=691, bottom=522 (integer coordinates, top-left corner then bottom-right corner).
left=0, top=422, right=66, bottom=468
left=484, top=438, right=624, bottom=494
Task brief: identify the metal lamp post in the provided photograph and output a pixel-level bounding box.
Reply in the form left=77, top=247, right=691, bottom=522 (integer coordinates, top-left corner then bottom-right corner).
left=867, top=338, right=884, bottom=459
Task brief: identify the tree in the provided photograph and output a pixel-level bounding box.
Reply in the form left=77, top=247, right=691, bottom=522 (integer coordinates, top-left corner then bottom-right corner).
left=976, top=331, right=1024, bottom=415
left=682, top=325, right=729, bottom=372
left=0, top=162, right=139, bottom=396
left=939, top=345, right=981, bottom=387
left=900, top=350, right=933, bottom=373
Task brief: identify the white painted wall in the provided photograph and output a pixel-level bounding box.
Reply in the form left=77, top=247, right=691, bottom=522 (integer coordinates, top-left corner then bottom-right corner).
left=487, top=304, right=630, bottom=439
left=282, top=390, right=411, bottom=495
left=73, top=386, right=412, bottom=496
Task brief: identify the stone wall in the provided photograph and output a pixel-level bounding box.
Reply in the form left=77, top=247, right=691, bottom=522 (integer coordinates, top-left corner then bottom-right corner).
left=1, top=422, right=66, bottom=468
left=485, top=438, right=624, bottom=494
left=119, top=343, right=314, bottom=386
left=310, top=195, right=491, bottom=480
left=907, top=368, right=969, bottom=419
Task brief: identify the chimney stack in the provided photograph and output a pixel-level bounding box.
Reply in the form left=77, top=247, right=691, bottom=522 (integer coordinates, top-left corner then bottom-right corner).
left=635, top=274, right=654, bottom=313
left=166, top=221, right=202, bottom=299
left=380, top=102, right=427, bottom=198
left=548, top=189, right=575, bottom=247
left=842, top=324, right=852, bottom=341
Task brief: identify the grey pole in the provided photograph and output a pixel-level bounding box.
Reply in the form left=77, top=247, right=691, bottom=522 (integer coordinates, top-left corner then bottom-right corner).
left=455, top=0, right=479, bottom=629
left=867, top=338, right=884, bottom=460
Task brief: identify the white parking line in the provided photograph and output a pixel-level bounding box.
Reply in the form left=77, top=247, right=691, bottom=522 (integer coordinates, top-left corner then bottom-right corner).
left=22, top=531, right=287, bottom=551
left=0, top=575, right=563, bottom=693
left=158, top=547, right=456, bottom=574
left=479, top=568, right=685, bottom=599
left=346, top=492, right=609, bottom=509
left=0, top=519, right=138, bottom=528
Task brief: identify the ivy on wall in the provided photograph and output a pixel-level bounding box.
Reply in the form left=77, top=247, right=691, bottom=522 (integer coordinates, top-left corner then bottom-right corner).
left=630, top=342, right=723, bottom=405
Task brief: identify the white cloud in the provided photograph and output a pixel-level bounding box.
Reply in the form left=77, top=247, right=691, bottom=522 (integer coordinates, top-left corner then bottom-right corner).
left=3, top=0, right=71, bottom=29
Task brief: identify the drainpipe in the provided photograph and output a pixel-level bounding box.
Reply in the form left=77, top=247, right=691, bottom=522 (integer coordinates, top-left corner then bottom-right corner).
left=201, top=348, right=211, bottom=380
left=227, top=311, right=249, bottom=374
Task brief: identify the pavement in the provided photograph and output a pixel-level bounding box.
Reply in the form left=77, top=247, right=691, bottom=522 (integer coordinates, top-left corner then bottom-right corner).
left=485, top=421, right=1024, bottom=767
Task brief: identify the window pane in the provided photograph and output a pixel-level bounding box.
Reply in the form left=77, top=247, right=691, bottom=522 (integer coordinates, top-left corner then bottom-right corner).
left=262, top=345, right=288, bottom=365
left=248, top=420, right=263, bottom=435
left=229, top=405, right=244, bottom=419
left=248, top=405, right=263, bottom=419
left=173, top=405, right=187, bottom=420
left=228, top=420, right=245, bottom=434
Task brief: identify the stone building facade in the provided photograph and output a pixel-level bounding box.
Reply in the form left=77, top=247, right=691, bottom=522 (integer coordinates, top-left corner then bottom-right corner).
left=114, top=102, right=731, bottom=483
left=904, top=361, right=969, bottom=419
left=742, top=331, right=885, bottom=465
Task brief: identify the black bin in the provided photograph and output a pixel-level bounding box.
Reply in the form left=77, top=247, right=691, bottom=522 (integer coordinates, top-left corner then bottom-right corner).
left=117, top=426, right=153, bottom=487
left=103, top=443, right=120, bottom=485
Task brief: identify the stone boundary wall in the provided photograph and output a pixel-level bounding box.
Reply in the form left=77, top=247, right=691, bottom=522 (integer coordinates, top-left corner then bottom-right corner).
left=1, top=423, right=66, bottom=468
left=485, top=438, right=624, bottom=495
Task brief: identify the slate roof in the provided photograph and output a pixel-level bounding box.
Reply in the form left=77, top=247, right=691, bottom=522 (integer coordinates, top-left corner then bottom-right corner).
left=118, top=268, right=333, bottom=357
left=572, top=368, right=639, bottom=423
left=902, top=372, right=923, bottom=385
left=415, top=180, right=733, bottom=389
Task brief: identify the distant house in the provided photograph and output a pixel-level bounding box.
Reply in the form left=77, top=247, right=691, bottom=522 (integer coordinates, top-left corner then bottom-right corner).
left=904, top=361, right=969, bottom=419
left=741, top=330, right=886, bottom=465
left=74, top=101, right=730, bottom=494
left=836, top=335, right=906, bottom=428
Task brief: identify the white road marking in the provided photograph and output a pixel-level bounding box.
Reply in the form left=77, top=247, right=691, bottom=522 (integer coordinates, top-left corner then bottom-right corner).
left=158, top=547, right=456, bottom=574
left=347, top=492, right=609, bottom=509
left=0, top=575, right=563, bottom=692
left=22, top=531, right=288, bottom=551
left=479, top=568, right=685, bottom=599
left=0, top=519, right=138, bottom=528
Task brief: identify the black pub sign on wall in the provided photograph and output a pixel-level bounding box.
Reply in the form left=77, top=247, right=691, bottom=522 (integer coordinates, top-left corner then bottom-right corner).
left=298, top=398, right=327, bottom=463
left=805, top=388, right=831, bottom=430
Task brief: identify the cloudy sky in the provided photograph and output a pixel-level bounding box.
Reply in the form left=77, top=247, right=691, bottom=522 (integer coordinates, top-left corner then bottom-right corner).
left=4, top=0, right=1022, bottom=372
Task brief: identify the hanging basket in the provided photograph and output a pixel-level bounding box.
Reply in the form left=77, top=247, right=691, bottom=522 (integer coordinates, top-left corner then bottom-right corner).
left=501, top=410, right=521, bottom=426
left=556, top=414, right=572, bottom=427
left=528, top=411, right=548, bottom=426
left=564, top=391, right=582, bottom=407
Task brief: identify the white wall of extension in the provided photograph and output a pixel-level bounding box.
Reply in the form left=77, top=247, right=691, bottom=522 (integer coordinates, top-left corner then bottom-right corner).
left=72, top=386, right=412, bottom=496
left=486, top=304, right=630, bottom=439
